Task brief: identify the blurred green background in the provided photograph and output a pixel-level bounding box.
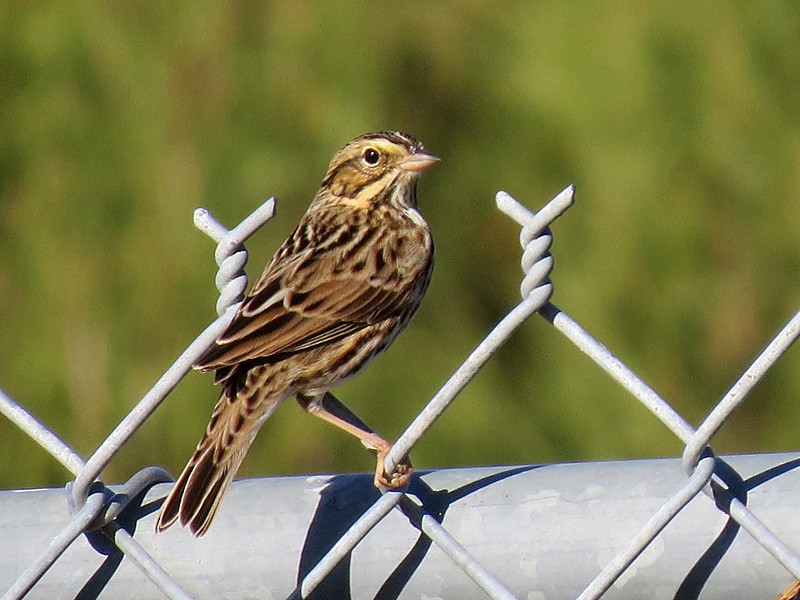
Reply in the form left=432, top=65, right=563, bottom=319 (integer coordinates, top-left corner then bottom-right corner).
left=1, top=2, right=798, bottom=490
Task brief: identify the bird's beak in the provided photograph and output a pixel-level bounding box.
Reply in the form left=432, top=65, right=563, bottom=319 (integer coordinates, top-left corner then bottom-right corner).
left=399, top=152, right=439, bottom=173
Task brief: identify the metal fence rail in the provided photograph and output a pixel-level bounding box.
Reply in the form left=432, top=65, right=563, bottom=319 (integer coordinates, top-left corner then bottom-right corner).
left=2, top=456, right=799, bottom=598
left=1, top=186, right=799, bottom=599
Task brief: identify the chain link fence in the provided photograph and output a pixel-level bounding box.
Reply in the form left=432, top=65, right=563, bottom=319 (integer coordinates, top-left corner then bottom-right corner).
left=1, top=186, right=799, bottom=598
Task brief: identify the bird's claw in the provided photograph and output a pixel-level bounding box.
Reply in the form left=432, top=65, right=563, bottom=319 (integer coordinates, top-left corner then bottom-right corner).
left=373, top=445, right=413, bottom=490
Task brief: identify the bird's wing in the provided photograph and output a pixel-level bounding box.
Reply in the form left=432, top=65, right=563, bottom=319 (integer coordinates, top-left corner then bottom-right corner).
left=194, top=231, right=426, bottom=371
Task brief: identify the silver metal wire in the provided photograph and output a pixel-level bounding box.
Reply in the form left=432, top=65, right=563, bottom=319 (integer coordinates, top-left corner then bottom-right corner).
left=293, top=491, right=405, bottom=599
left=2, top=187, right=799, bottom=599
left=683, top=310, right=800, bottom=472
left=70, top=198, right=276, bottom=510
left=576, top=455, right=717, bottom=600
left=0, top=387, right=85, bottom=476
left=2, top=490, right=105, bottom=600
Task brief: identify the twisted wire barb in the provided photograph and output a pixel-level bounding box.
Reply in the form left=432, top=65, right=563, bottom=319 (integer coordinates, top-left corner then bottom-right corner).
left=194, top=197, right=276, bottom=316
left=498, top=187, right=693, bottom=443
left=297, top=187, right=576, bottom=600
left=71, top=198, right=276, bottom=509
left=384, top=186, right=575, bottom=475
left=2, top=184, right=799, bottom=599
left=497, top=189, right=800, bottom=591
left=4, top=199, right=276, bottom=600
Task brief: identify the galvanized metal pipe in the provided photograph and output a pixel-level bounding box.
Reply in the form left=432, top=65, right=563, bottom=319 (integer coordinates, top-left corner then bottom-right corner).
left=2, top=454, right=798, bottom=599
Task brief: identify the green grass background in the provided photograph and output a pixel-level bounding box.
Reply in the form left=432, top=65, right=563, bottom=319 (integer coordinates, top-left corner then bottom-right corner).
left=1, top=2, right=799, bottom=489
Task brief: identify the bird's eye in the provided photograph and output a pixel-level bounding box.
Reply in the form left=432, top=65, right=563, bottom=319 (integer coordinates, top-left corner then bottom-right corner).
left=362, top=148, right=381, bottom=166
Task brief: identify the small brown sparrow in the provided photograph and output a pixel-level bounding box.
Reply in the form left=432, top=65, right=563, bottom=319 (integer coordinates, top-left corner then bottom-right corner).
left=157, top=132, right=437, bottom=536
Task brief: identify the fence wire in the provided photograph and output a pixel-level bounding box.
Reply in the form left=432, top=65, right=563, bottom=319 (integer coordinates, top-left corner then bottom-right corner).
left=1, top=185, right=799, bottom=599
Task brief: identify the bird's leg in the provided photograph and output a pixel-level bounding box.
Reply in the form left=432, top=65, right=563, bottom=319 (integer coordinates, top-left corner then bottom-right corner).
left=296, top=391, right=413, bottom=489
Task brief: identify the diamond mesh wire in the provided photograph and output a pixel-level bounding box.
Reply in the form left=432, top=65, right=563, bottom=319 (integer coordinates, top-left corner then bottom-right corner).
left=1, top=186, right=799, bottom=599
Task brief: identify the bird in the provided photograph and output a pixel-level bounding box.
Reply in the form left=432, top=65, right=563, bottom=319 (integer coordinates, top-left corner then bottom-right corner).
left=156, top=131, right=437, bottom=536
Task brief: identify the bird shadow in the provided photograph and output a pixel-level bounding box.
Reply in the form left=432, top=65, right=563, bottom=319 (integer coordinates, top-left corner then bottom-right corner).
left=296, top=465, right=539, bottom=600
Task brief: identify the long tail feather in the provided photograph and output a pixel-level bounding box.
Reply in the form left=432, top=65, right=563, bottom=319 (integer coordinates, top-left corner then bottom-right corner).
left=157, top=370, right=282, bottom=536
